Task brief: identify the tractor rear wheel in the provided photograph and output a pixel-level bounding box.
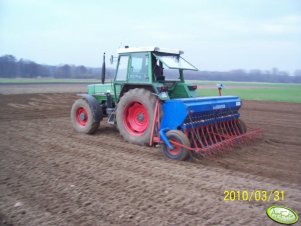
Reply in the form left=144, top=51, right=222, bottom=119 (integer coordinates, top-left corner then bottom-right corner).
left=162, top=130, right=191, bottom=161
left=116, top=88, right=157, bottom=145
left=71, top=99, right=100, bottom=134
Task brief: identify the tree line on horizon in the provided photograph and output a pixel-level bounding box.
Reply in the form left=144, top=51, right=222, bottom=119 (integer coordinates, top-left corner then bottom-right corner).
left=0, top=54, right=301, bottom=83
left=0, top=55, right=111, bottom=79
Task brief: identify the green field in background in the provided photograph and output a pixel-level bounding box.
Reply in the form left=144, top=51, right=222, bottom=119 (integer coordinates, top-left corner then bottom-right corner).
left=1, top=78, right=300, bottom=103
left=187, top=80, right=301, bottom=87
left=197, top=86, right=301, bottom=103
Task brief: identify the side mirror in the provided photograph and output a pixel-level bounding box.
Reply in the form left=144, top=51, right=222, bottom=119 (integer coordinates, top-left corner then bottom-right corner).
left=110, top=55, right=118, bottom=64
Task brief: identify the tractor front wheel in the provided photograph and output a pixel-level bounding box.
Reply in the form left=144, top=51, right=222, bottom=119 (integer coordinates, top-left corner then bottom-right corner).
left=71, top=99, right=100, bottom=134
left=162, top=130, right=191, bottom=161
left=116, top=88, right=157, bottom=145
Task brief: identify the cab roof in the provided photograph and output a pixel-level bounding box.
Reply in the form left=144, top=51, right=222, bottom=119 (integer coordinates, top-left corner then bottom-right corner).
left=117, top=46, right=184, bottom=55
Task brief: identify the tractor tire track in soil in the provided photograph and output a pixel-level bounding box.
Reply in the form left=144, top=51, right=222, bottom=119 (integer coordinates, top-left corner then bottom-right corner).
left=0, top=93, right=300, bottom=226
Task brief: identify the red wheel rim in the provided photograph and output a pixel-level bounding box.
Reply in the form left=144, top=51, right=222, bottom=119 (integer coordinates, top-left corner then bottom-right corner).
left=76, top=107, right=88, bottom=126
left=123, top=101, right=149, bottom=136
left=167, top=139, right=182, bottom=156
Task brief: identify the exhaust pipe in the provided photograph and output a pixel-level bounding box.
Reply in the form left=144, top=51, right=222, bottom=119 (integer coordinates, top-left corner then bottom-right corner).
left=101, top=52, right=106, bottom=84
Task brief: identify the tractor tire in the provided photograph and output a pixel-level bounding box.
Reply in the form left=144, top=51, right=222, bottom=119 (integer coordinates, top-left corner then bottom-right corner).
left=162, top=130, right=191, bottom=161
left=116, top=88, right=157, bottom=145
left=237, top=119, right=247, bottom=134
left=71, top=99, right=100, bottom=134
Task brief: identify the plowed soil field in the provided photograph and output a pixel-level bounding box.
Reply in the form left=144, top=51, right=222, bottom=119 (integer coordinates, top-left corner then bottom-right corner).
left=0, top=89, right=300, bottom=225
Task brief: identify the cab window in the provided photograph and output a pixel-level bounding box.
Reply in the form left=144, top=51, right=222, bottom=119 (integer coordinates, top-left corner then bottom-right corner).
left=128, top=53, right=149, bottom=82
left=116, top=56, right=129, bottom=81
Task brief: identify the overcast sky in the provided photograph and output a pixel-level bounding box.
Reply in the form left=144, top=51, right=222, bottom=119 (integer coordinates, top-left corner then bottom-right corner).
left=1, top=0, right=300, bottom=74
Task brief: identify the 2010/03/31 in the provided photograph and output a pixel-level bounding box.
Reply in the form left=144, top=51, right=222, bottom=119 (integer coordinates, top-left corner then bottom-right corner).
left=224, top=190, right=285, bottom=202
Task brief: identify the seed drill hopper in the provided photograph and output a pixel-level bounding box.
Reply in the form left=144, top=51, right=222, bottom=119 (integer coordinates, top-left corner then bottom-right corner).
left=71, top=46, right=261, bottom=161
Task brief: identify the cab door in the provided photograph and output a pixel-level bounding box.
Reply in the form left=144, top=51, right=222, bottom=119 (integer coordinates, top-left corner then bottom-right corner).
left=128, top=53, right=150, bottom=83
left=114, top=55, right=129, bottom=99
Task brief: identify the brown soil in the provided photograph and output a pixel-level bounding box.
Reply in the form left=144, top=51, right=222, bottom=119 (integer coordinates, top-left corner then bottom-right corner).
left=0, top=92, right=300, bottom=226
left=0, top=83, right=87, bottom=95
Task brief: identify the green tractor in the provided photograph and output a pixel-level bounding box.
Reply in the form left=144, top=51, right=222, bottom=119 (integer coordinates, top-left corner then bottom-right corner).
left=71, top=46, right=260, bottom=160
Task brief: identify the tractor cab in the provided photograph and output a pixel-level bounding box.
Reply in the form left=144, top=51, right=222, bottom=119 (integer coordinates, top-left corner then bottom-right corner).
left=87, top=47, right=199, bottom=102
left=113, top=47, right=198, bottom=100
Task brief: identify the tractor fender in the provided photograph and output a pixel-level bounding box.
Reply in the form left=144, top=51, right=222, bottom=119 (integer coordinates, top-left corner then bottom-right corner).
left=77, top=94, right=102, bottom=123
left=119, top=84, right=157, bottom=101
